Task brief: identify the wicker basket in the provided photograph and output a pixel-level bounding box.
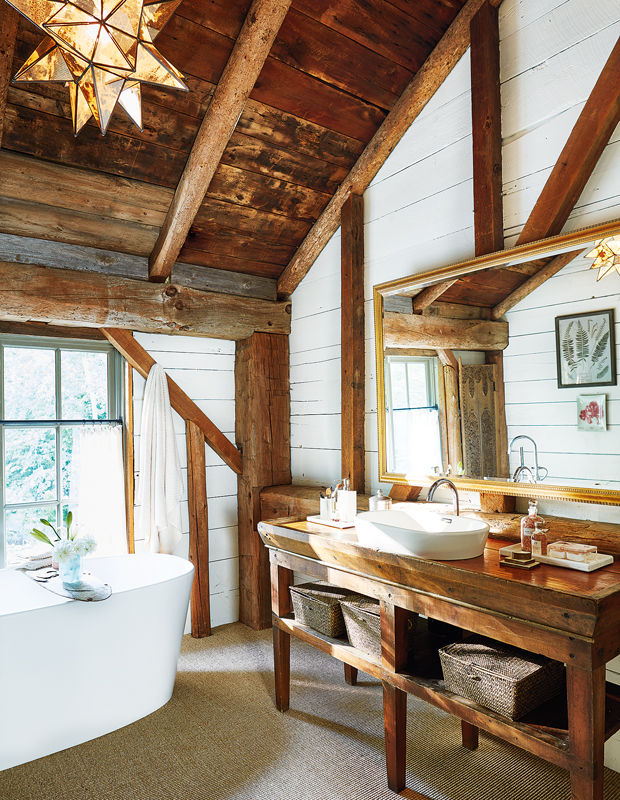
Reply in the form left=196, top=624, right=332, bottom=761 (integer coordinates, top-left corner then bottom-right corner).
left=340, top=597, right=418, bottom=661
left=290, top=582, right=355, bottom=637
left=439, top=635, right=564, bottom=720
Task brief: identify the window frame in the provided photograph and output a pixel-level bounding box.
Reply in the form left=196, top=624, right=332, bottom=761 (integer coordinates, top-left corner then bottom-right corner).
left=0, top=334, right=123, bottom=567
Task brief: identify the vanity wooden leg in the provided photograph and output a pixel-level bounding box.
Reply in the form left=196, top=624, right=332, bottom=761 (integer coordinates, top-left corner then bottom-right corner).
left=271, top=562, right=293, bottom=713
left=566, top=663, right=605, bottom=800
left=344, top=664, right=358, bottom=685
left=383, top=681, right=407, bottom=792
left=461, top=720, right=479, bottom=750
left=273, top=625, right=290, bottom=712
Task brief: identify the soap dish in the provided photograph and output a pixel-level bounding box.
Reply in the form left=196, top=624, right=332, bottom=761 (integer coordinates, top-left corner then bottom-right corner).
left=499, top=550, right=540, bottom=570
left=499, top=543, right=614, bottom=572
left=306, top=515, right=356, bottom=529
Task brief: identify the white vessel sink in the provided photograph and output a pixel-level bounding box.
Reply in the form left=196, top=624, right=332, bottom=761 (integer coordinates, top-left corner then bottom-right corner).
left=354, top=508, right=489, bottom=560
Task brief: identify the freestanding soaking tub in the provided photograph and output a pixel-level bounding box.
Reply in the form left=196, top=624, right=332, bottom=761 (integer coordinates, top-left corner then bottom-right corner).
left=0, top=553, right=194, bottom=771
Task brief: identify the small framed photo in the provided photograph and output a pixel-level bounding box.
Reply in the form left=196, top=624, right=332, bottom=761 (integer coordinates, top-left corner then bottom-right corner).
left=577, top=394, right=606, bottom=431
left=555, top=309, right=616, bottom=388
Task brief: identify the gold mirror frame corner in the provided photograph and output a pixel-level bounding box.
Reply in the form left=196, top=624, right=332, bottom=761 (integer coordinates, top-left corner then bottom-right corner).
left=374, top=220, right=620, bottom=507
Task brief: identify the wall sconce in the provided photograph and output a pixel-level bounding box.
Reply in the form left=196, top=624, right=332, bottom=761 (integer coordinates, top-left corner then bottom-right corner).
left=6, top=0, right=187, bottom=135
left=585, top=237, right=620, bottom=281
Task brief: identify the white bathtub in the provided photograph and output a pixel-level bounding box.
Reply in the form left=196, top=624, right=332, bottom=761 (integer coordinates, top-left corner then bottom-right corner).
left=0, top=553, right=194, bottom=771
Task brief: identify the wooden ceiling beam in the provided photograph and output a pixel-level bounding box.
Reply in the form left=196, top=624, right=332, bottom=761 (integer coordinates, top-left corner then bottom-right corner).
left=413, top=0, right=502, bottom=313
left=0, top=3, right=18, bottom=151
left=384, top=312, right=508, bottom=351
left=102, top=328, right=242, bottom=475
left=517, top=34, right=620, bottom=245
left=276, top=0, right=504, bottom=298
left=148, top=0, right=293, bottom=282
left=0, top=262, right=291, bottom=340
left=490, top=249, right=584, bottom=320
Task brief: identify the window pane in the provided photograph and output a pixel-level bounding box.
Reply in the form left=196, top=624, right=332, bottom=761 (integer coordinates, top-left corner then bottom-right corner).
left=4, top=347, right=56, bottom=420
left=406, top=362, right=428, bottom=408
left=5, top=504, right=58, bottom=566
left=61, top=426, right=80, bottom=499
left=61, top=351, right=108, bottom=419
left=389, top=362, right=408, bottom=409
left=5, top=427, right=56, bottom=503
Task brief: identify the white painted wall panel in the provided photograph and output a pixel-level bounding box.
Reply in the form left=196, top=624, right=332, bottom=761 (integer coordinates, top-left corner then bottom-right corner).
left=132, top=332, right=238, bottom=630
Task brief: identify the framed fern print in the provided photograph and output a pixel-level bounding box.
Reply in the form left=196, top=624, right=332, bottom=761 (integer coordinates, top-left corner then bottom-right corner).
left=555, top=309, right=616, bottom=388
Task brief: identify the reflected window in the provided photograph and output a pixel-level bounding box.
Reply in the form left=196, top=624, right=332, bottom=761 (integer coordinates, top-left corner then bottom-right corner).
left=385, top=355, right=443, bottom=475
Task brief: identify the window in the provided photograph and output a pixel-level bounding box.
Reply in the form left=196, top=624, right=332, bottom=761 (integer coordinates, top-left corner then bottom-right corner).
left=0, top=336, right=123, bottom=567
left=384, top=355, right=443, bottom=475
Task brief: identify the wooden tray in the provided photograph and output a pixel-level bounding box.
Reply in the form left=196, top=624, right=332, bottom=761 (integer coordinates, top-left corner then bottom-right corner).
left=499, top=543, right=613, bottom=572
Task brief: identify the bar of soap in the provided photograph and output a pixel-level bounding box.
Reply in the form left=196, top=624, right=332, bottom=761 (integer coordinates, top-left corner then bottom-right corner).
left=547, top=541, right=597, bottom=562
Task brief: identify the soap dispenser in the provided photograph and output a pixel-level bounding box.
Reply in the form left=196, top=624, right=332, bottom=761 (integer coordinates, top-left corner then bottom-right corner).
left=369, top=489, right=392, bottom=511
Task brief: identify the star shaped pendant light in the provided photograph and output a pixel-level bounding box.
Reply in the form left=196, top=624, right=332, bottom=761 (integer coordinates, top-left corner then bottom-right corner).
left=585, top=236, right=620, bottom=281
left=7, top=0, right=188, bottom=135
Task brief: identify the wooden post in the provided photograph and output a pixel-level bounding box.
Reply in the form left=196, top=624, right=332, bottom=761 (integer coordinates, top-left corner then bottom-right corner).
left=566, top=664, right=605, bottom=800
left=471, top=0, right=503, bottom=258
left=341, top=193, right=365, bottom=493
left=236, top=332, right=291, bottom=630
left=186, top=420, right=211, bottom=638
left=0, top=3, right=18, bottom=152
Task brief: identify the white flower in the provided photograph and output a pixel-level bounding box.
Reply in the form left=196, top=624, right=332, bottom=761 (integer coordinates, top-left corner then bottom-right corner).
left=74, top=534, right=97, bottom=556
left=54, top=539, right=78, bottom=563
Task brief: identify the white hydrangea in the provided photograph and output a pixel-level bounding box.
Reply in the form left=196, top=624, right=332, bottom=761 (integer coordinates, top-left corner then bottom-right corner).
left=74, top=534, right=97, bottom=556
left=54, top=539, right=78, bottom=563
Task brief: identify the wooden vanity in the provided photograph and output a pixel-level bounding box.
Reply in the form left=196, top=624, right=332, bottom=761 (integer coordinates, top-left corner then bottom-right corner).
left=258, top=518, right=620, bottom=800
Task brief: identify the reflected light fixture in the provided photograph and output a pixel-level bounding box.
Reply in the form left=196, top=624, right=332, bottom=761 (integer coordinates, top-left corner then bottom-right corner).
left=6, top=0, right=188, bottom=135
left=585, top=236, right=620, bottom=281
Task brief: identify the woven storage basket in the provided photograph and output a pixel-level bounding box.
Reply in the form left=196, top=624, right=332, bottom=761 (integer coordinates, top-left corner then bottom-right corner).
left=439, top=635, right=564, bottom=720
left=290, top=582, right=355, bottom=637
left=340, top=597, right=418, bottom=661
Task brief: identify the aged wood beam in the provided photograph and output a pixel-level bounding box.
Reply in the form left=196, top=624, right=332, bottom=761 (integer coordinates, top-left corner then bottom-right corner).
left=383, top=312, right=508, bottom=351
left=471, top=0, right=503, bottom=257
left=517, top=34, right=620, bottom=245
left=485, top=350, right=509, bottom=477
left=148, top=0, right=293, bottom=281
left=236, top=333, right=291, bottom=630
left=101, top=328, right=242, bottom=475
left=186, top=419, right=211, bottom=638
left=277, top=0, right=504, bottom=297
left=490, top=249, right=584, bottom=320
left=443, top=363, right=463, bottom=474
left=0, top=232, right=277, bottom=301
left=341, top=194, right=365, bottom=493
left=0, top=262, right=290, bottom=339
left=414, top=0, right=503, bottom=313
left=0, top=320, right=107, bottom=340
left=0, top=3, right=18, bottom=151
left=436, top=349, right=458, bottom=371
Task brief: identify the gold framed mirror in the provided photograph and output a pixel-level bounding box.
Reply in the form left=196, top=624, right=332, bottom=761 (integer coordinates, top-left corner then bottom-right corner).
left=374, top=218, right=620, bottom=505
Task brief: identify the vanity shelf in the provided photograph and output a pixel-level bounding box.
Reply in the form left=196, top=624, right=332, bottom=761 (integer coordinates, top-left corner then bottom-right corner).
left=275, top=613, right=620, bottom=754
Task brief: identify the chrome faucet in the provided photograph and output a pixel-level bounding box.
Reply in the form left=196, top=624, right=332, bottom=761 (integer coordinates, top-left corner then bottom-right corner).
left=427, top=478, right=459, bottom=516
left=507, top=435, right=547, bottom=483
left=512, top=464, right=534, bottom=483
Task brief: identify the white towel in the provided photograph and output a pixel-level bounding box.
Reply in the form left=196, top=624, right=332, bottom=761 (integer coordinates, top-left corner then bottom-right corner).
left=138, top=363, right=184, bottom=555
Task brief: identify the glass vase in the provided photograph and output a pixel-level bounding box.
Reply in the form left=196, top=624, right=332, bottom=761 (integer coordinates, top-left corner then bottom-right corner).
left=59, top=554, right=83, bottom=585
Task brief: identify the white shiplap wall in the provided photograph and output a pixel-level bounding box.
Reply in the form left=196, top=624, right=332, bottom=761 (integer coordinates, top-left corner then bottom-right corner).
left=132, top=332, right=239, bottom=630
left=289, top=0, right=620, bottom=769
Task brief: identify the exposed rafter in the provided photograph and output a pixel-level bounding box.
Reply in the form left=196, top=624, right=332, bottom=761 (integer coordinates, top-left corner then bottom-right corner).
left=413, top=0, right=503, bottom=313
left=148, top=0, right=293, bottom=282
left=276, top=0, right=504, bottom=298
left=0, top=2, right=18, bottom=151
left=517, top=34, right=620, bottom=245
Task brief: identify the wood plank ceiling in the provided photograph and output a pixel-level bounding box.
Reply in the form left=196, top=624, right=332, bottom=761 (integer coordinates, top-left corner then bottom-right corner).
left=0, top=0, right=470, bottom=303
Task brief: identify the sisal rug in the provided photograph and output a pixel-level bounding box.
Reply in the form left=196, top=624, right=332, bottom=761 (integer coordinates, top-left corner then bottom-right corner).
left=1, top=622, right=620, bottom=800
